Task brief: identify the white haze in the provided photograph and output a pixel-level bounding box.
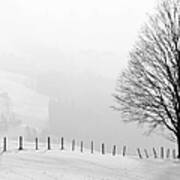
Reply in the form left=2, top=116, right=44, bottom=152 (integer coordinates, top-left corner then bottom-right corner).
left=0, top=0, right=174, bottom=152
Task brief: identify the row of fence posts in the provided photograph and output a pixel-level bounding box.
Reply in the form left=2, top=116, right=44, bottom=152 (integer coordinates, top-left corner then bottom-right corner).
left=2, top=137, right=126, bottom=156
left=2, top=137, right=177, bottom=159
left=137, top=147, right=176, bottom=159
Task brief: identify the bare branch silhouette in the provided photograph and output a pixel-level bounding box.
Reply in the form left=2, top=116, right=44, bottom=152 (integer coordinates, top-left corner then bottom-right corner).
left=113, top=0, right=180, bottom=158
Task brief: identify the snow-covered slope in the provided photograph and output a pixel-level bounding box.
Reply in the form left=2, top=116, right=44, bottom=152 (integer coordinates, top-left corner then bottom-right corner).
left=0, top=141, right=179, bottom=180
left=0, top=70, right=49, bottom=137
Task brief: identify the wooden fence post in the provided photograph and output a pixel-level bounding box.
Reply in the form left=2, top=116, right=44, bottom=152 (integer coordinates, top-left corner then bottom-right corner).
left=35, top=137, right=38, bottom=150
left=72, top=139, right=75, bottom=151
left=112, top=145, right=116, bottom=156
left=137, top=148, right=143, bottom=159
left=166, top=148, right=170, bottom=159
left=172, top=149, right=176, bottom=159
left=3, top=137, right=7, bottom=152
left=152, top=147, right=157, bottom=158
left=91, top=141, right=94, bottom=154
left=144, top=149, right=149, bottom=158
left=123, top=146, right=126, bottom=156
left=80, top=141, right=83, bottom=153
left=47, top=137, right=51, bottom=150
left=102, top=143, right=105, bottom=155
left=161, top=147, right=164, bottom=159
left=61, top=137, right=64, bottom=150
left=19, top=136, right=23, bottom=150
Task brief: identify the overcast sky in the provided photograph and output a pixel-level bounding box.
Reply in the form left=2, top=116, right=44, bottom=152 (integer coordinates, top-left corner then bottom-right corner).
left=0, top=0, right=174, bottom=152
left=0, top=0, right=156, bottom=77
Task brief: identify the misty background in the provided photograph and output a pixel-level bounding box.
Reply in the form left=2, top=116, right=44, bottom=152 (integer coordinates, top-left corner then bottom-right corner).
left=0, top=0, right=174, bottom=153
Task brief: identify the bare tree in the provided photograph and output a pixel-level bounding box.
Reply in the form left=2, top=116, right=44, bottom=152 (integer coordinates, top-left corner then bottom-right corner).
left=113, top=0, right=180, bottom=158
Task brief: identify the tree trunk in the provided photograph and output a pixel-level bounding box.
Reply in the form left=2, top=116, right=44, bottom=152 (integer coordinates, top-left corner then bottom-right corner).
left=177, top=134, right=180, bottom=159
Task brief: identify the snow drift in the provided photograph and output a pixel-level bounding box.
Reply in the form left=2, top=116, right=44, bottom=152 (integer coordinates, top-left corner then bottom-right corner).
left=0, top=140, right=179, bottom=180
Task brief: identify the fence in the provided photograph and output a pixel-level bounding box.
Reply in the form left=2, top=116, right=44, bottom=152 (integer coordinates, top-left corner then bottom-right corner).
left=1, top=136, right=178, bottom=159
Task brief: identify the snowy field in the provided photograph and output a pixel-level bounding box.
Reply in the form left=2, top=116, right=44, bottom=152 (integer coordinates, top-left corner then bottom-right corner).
left=0, top=141, right=179, bottom=180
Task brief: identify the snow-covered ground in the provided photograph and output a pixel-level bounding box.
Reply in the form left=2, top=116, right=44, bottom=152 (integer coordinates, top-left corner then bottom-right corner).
left=0, top=141, right=179, bottom=180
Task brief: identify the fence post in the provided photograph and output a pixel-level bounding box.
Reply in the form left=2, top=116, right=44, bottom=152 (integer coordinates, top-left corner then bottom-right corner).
left=19, top=136, right=23, bottom=150
left=144, top=149, right=149, bottom=158
left=80, top=141, right=83, bottom=153
left=61, top=137, right=64, bottom=150
left=91, top=141, right=94, bottom=154
left=112, top=145, right=116, bottom=156
left=137, top=148, right=143, bottom=159
left=102, top=143, right=105, bottom=155
left=161, top=147, right=164, bottom=159
left=72, top=139, right=75, bottom=151
left=3, top=137, right=7, bottom=152
left=47, top=137, right=51, bottom=150
left=172, top=149, right=176, bottom=159
left=152, top=147, right=157, bottom=158
left=123, top=146, right=126, bottom=156
left=166, top=148, right=170, bottom=159
left=35, top=137, right=38, bottom=150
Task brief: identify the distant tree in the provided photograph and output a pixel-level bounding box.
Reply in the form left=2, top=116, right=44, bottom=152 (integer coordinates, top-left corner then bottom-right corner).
left=113, top=0, right=180, bottom=158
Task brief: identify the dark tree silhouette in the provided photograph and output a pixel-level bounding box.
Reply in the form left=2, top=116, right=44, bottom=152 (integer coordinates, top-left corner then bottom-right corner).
left=113, top=0, right=180, bottom=158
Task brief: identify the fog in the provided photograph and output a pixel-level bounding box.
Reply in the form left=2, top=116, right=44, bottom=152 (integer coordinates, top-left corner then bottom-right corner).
left=0, top=0, right=174, bottom=152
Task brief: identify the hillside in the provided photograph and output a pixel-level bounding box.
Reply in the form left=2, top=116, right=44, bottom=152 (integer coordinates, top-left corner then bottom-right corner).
left=0, top=70, right=49, bottom=138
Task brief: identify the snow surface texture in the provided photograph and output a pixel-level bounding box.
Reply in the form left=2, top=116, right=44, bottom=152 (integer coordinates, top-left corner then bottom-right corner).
left=0, top=141, right=179, bottom=180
